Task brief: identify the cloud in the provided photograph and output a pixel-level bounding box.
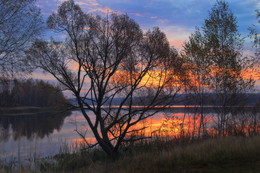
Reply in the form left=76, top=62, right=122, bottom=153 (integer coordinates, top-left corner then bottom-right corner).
left=77, top=1, right=99, bottom=6
left=156, top=19, right=167, bottom=23
left=88, top=7, right=113, bottom=14
left=57, top=0, right=113, bottom=14
left=150, top=16, right=158, bottom=19
left=70, top=0, right=117, bottom=14
left=160, top=25, right=192, bottom=49
left=131, top=13, right=145, bottom=17
left=242, top=0, right=260, bottom=8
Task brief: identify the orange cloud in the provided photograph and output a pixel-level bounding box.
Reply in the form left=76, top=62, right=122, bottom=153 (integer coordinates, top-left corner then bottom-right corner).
left=242, top=68, right=260, bottom=80
left=88, top=7, right=113, bottom=13
left=77, top=1, right=99, bottom=6
left=169, top=40, right=183, bottom=48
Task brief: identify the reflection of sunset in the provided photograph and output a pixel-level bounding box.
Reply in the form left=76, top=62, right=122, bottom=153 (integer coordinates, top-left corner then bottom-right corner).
left=118, top=112, right=259, bottom=140
left=70, top=113, right=215, bottom=145
left=69, top=109, right=259, bottom=147
left=72, top=137, right=97, bottom=146
left=128, top=113, right=214, bottom=138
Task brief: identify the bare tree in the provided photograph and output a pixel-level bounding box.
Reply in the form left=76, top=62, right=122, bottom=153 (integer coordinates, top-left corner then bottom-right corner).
left=27, top=0, right=183, bottom=159
left=0, top=0, right=43, bottom=80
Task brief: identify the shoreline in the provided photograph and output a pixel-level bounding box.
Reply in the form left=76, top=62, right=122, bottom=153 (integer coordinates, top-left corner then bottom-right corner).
left=0, top=106, right=68, bottom=116
left=0, top=105, right=257, bottom=116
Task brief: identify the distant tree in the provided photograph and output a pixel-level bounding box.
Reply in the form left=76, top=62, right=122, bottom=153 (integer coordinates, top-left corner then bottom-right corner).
left=0, top=79, right=69, bottom=108
left=183, top=28, right=211, bottom=138
left=248, top=10, right=260, bottom=85
left=0, top=0, right=43, bottom=81
left=27, top=0, right=184, bottom=159
left=249, top=10, right=260, bottom=61
left=184, top=1, right=255, bottom=137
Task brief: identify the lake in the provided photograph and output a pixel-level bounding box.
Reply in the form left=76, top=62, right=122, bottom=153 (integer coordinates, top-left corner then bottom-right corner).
left=0, top=107, right=257, bottom=163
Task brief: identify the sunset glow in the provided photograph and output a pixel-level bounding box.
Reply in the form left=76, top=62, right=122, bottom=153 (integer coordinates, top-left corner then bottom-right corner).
left=32, top=0, right=260, bottom=90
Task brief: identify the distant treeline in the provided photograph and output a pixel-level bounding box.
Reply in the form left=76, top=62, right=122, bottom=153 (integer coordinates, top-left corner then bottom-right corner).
left=0, top=79, right=70, bottom=108
left=69, top=93, right=260, bottom=107
left=172, top=93, right=260, bottom=106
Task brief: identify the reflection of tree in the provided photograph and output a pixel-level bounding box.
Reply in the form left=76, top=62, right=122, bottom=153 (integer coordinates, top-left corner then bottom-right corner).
left=0, top=128, right=9, bottom=142
left=0, top=111, right=71, bottom=142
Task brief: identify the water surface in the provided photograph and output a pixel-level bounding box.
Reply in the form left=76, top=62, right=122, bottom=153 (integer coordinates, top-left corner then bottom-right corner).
left=0, top=107, right=256, bottom=162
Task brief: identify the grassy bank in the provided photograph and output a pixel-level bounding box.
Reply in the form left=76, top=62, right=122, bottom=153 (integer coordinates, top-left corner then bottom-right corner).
left=1, top=136, right=259, bottom=172
left=30, top=136, right=260, bottom=173
left=110, top=136, right=260, bottom=173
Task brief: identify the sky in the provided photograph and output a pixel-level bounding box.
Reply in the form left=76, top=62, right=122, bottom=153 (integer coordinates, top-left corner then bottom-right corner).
left=36, top=0, right=259, bottom=49
left=32, top=0, right=260, bottom=91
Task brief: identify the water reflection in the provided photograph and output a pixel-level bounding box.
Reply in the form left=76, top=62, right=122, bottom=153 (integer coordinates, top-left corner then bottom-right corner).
left=0, top=108, right=258, bottom=162
left=120, top=110, right=259, bottom=141
left=0, top=111, right=72, bottom=142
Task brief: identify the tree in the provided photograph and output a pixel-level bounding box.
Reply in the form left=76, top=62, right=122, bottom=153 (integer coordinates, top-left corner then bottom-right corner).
left=27, top=0, right=183, bottom=159
left=184, top=1, right=254, bottom=137
left=0, top=0, right=43, bottom=80
left=183, top=28, right=211, bottom=138
left=0, top=79, right=69, bottom=108
left=249, top=10, right=260, bottom=61
left=248, top=10, right=260, bottom=84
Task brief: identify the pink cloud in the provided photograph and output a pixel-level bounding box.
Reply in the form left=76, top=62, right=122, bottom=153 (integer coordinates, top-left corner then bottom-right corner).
left=150, top=16, right=158, bottom=19
left=157, top=19, right=167, bottom=23
left=131, top=13, right=145, bottom=17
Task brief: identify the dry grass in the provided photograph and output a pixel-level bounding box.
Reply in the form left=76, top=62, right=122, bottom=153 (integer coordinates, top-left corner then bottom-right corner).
left=2, top=136, right=260, bottom=172
left=99, top=136, right=260, bottom=173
